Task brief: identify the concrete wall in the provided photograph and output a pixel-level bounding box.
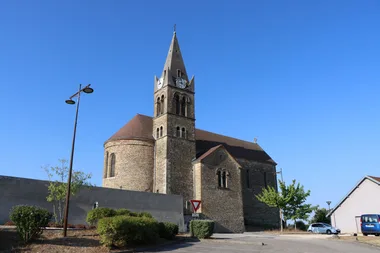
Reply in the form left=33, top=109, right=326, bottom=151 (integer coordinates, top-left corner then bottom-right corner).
left=0, top=175, right=185, bottom=232
left=331, top=178, right=380, bottom=234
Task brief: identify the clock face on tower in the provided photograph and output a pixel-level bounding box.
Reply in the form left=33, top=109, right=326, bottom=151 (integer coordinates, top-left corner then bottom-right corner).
left=157, top=77, right=163, bottom=89
left=175, top=77, right=187, bottom=89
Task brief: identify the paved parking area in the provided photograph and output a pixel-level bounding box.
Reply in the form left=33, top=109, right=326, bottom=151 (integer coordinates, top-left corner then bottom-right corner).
left=141, top=233, right=380, bottom=253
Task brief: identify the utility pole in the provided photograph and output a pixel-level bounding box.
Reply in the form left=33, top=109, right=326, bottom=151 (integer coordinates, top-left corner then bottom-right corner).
left=277, top=168, right=284, bottom=232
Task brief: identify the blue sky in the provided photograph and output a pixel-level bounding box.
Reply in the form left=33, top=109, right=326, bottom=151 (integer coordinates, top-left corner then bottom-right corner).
left=1, top=0, right=379, bottom=212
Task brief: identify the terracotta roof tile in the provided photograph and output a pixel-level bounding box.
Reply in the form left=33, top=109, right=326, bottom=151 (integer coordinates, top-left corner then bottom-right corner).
left=106, top=114, right=276, bottom=165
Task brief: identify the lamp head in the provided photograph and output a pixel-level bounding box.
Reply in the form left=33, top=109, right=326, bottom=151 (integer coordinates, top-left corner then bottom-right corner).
left=83, top=86, right=94, bottom=94
left=65, top=99, right=75, bottom=105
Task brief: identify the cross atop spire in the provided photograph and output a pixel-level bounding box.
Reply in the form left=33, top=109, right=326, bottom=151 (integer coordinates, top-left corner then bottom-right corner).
left=174, top=24, right=176, bottom=33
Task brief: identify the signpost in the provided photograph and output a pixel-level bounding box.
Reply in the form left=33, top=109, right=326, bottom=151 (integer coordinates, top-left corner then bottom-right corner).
left=190, top=200, right=201, bottom=213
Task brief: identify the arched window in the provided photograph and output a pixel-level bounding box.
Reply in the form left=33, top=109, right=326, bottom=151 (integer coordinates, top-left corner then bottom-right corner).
left=216, top=169, right=228, bottom=189
left=156, top=128, right=159, bottom=138
left=222, top=171, right=227, bottom=188
left=181, top=127, right=186, bottom=138
left=157, top=97, right=161, bottom=116
left=110, top=153, right=116, bottom=177
left=104, top=151, right=109, bottom=178
left=176, top=126, right=180, bottom=137
left=174, top=94, right=180, bottom=115
left=160, top=126, right=163, bottom=137
left=217, top=170, right=222, bottom=187
left=181, top=96, right=186, bottom=116
left=161, top=95, right=164, bottom=114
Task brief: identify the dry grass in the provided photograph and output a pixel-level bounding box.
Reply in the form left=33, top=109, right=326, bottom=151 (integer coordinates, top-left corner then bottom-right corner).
left=0, top=227, right=174, bottom=253
left=331, top=235, right=380, bottom=247
left=263, top=228, right=309, bottom=234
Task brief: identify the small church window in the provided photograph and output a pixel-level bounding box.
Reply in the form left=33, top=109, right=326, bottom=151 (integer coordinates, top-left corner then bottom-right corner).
left=217, top=169, right=228, bottom=189
left=181, top=127, right=186, bottom=138
left=181, top=97, right=186, bottom=116
left=157, top=97, right=161, bottom=116
left=176, top=126, right=180, bottom=137
left=161, top=95, right=164, bottom=114
left=246, top=169, right=250, bottom=188
left=160, top=126, right=163, bottom=137
left=104, top=151, right=109, bottom=178
left=156, top=128, right=159, bottom=138
left=174, top=94, right=180, bottom=114
left=110, top=153, right=116, bottom=177
left=217, top=171, right=222, bottom=187
left=264, top=172, right=267, bottom=188
left=177, top=69, right=182, bottom=77
left=222, top=171, right=227, bottom=188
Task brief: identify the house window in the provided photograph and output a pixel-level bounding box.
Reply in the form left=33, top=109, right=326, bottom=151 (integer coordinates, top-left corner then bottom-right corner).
left=110, top=153, right=116, bottom=177
left=160, top=126, right=163, bottom=137
left=156, top=97, right=161, bottom=116
left=104, top=151, right=109, bottom=178
left=176, top=126, right=180, bottom=137
left=174, top=94, right=180, bottom=114
left=246, top=169, right=250, bottom=188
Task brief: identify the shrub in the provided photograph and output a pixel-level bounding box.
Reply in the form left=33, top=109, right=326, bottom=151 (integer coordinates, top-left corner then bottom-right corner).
left=158, top=222, right=179, bottom=240
left=115, top=208, right=132, bottom=216
left=190, top=220, right=214, bottom=239
left=296, top=221, right=307, bottom=231
left=86, top=207, right=117, bottom=226
left=9, top=205, right=52, bottom=243
left=137, top=212, right=153, bottom=219
left=97, top=215, right=159, bottom=248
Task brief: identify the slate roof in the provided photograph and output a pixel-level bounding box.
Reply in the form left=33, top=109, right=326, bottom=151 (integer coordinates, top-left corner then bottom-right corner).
left=106, top=114, right=276, bottom=165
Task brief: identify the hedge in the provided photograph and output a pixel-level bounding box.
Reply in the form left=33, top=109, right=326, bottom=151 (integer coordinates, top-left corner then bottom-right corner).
left=158, top=222, right=179, bottom=240
left=97, top=215, right=159, bottom=248
left=9, top=205, right=52, bottom=243
left=86, top=207, right=117, bottom=225
left=190, top=220, right=214, bottom=239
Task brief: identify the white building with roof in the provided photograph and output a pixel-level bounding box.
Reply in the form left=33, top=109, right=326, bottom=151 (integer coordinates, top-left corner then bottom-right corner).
left=327, top=175, right=380, bottom=234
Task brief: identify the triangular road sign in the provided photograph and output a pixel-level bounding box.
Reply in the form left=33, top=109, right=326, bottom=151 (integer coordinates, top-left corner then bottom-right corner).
left=190, top=200, right=201, bottom=212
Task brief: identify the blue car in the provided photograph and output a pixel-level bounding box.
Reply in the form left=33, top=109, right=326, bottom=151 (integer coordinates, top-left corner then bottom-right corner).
left=361, top=214, right=380, bottom=236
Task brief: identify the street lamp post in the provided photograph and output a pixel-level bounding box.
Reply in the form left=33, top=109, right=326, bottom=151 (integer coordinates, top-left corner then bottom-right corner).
left=62, top=84, right=94, bottom=237
left=276, top=168, right=284, bottom=232
left=326, top=201, right=331, bottom=211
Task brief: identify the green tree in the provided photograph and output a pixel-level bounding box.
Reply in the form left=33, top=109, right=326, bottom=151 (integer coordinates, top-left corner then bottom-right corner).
left=256, top=179, right=315, bottom=230
left=311, top=207, right=331, bottom=224
left=281, top=180, right=316, bottom=229
left=44, top=159, right=93, bottom=224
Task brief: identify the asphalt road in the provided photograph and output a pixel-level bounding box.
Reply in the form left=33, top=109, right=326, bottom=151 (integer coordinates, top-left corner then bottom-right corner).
left=141, top=233, right=379, bottom=253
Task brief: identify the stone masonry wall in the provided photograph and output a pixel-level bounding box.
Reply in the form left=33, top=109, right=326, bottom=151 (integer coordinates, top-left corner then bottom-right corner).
left=103, top=139, right=154, bottom=192
left=237, top=158, right=280, bottom=229
left=196, top=147, right=245, bottom=233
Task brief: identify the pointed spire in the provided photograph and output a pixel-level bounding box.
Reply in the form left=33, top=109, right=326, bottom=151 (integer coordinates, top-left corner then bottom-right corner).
left=160, top=29, right=188, bottom=87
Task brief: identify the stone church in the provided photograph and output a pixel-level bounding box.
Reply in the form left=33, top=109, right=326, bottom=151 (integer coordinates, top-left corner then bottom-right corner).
left=102, top=31, right=279, bottom=232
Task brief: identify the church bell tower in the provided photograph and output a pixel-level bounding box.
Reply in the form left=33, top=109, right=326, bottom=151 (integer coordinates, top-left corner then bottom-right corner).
left=152, top=31, right=196, bottom=212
